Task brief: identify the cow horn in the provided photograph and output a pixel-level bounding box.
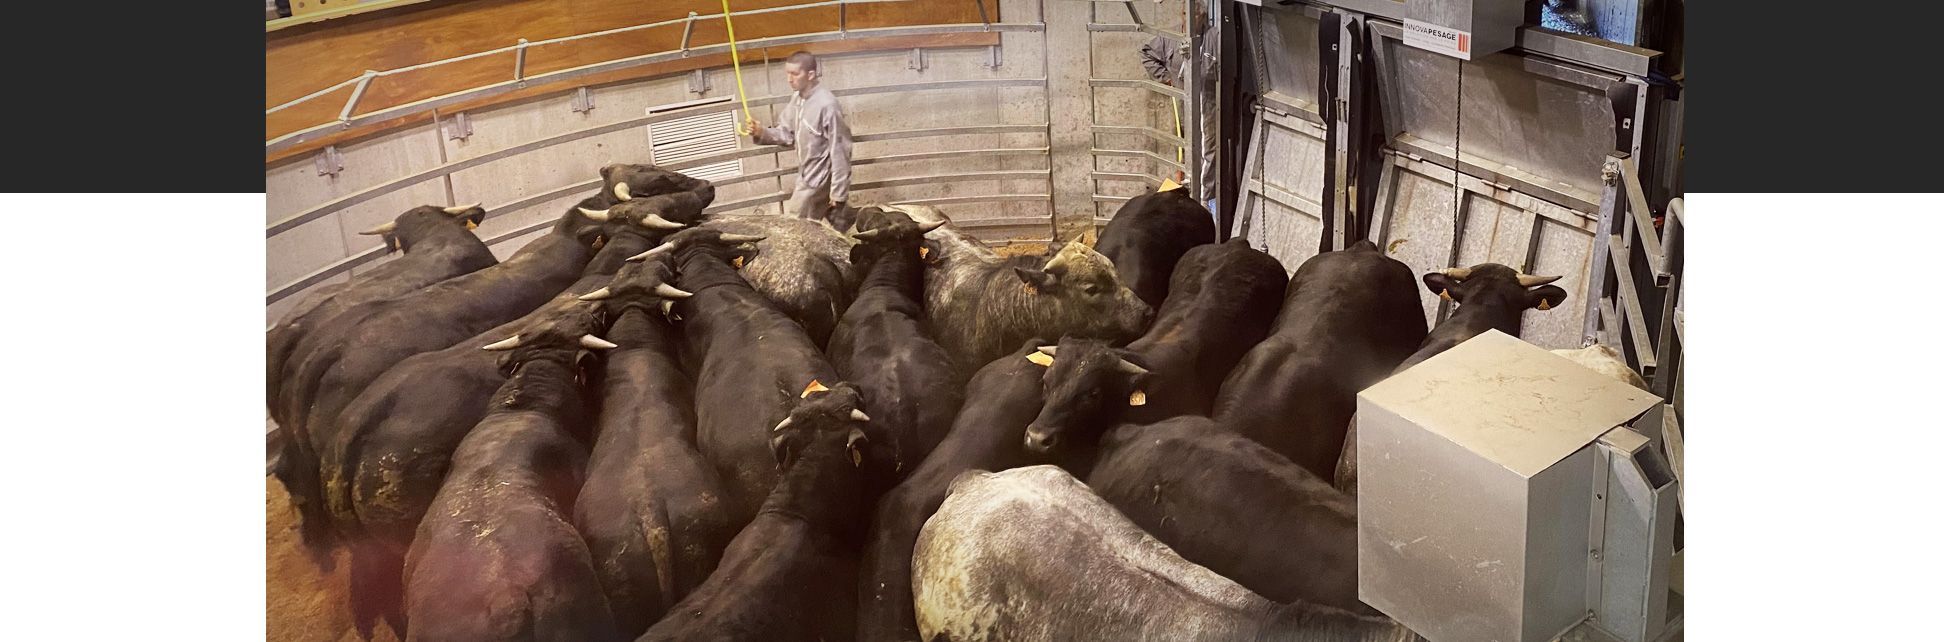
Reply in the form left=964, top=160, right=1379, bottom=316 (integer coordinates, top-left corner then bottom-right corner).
left=917, top=219, right=947, bottom=233
left=852, top=229, right=883, bottom=241
left=1517, top=273, right=1563, bottom=287
left=613, top=182, right=633, bottom=202
left=654, top=283, right=693, bottom=299
left=580, top=335, right=619, bottom=350
left=443, top=203, right=481, bottom=215
left=638, top=214, right=686, bottom=230
left=577, top=287, right=613, bottom=301
left=628, top=244, right=676, bottom=262
left=359, top=221, right=398, bottom=236
left=481, top=335, right=522, bottom=351
left=773, top=416, right=794, bottom=432
left=717, top=233, right=767, bottom=244
left=1441, top=267, right=1473, bottom=281
left=850, top=409, right=872, bottom=422
left=1117, top=358, right=1149, bottom=376
left=660, top=299, right=677, bottom=319
left=1037, top=346, right=1058, bottom=356
left=579, top=207, right=613, bottom=222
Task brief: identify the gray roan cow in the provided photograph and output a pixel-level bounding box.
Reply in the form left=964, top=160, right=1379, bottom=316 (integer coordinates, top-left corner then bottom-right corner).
left=318, top=224, right=664, bottom=638
left=1116, top=238, right=1288, bottom=422
left=1335, top=262, right=1568, bottom=495
left=1094, top=186, right=1218, bottom=308
left=856, top=340, right=1049, bottom=642
left=274, top=202, right=616, bottom=559
left=658, top=227, right=842, bottom=529
left=913, top=466, right=1422, bottom=642
left=571, top=257, right=734, bottom=637
left=637, top=383, right=874, bottom=642
left=267, top=204, right=493, bottom=430
left=893, top=204, right=1153, bottom=374
left=698, top=213, right=856, bottom=347
left=828, top=207, right=963, bottom=492
left=1211, top=241, right=1427, bottom=480
left=402, top=303, right=620, bottom=642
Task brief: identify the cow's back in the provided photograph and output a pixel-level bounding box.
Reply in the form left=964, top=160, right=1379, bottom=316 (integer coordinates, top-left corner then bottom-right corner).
left=1095, top=189, right=1217, bottom=308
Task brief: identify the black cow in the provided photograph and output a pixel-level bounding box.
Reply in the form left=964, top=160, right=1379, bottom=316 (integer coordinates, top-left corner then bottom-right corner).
left=1118, top=238, right=1287, bottom=421
left=571, top=258, right=734, bottom=637
left=1087, top=415, right=1374, bottom=614
left=599, top=162, right=717, bottom=211
left=904, top=203, right=1153, bottom=374
left=637, top=383, right=874, bottom=642
left=267, top=204, right=494, bottom=428
left=1211, top=241, right=1427, bottom=479
left=698, top=213, right=855, bottom=347
left=657, top=228, right=842, bottom=528
left=401, top=304, right=619, bottom=642
left=912, top=466, right=1422, bottom=641
left=828, top=208, right=963, bottom=490
left=274, top=201, right=614, bottom=558
left=1095, top=187, right=1217, bottom=308
left=1335, top=262, right=1568, bottom=495
left=856, top=340, right=1050, bottom=642
left=317, top=226, right=660, bottom=637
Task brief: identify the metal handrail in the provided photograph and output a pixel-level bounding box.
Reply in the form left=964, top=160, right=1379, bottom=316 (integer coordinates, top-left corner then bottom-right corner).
left=1584, top=153, right=1682, bottom=398
left=268, top=21, right=1048, bottom=153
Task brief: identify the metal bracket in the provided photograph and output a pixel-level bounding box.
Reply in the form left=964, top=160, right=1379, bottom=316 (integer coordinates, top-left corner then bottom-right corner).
left=313, top=145, right=344, bottom=178
left=687, top=70, right=712, bottom=95
left=514, top=39, right=529, bottom=89
left=908, top=48, right=927, bottom=72
left=571, top=87, right=596, bottom=114
left=680, top=12, right=697, bottom=56
left=983, top=45, right=1003, bottom=70
left=443, top=111, right=473, bottom=142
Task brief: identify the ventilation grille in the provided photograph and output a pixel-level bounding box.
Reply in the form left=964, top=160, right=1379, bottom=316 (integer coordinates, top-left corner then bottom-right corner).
left=647, top=97, right=743, bottom=183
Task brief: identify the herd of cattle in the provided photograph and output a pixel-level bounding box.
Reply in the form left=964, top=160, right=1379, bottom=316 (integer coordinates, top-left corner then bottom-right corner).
left=268, top=163, right=1622, bottom=642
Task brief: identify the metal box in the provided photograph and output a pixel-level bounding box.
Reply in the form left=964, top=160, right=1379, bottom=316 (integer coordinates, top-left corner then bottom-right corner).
left=1314, top=0, right=1525, bottom=60
left=1356, top=330, right=1661, bottom=642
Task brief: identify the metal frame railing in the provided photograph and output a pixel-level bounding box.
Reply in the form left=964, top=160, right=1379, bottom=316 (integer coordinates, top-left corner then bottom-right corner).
left=266, top=0, right=1029, bottom=154
left=1084, top=0, right=1194, bottom=209
left=268, top=0, right=1058, bottom=307
left=1585, top=153, right=1682, bottom=407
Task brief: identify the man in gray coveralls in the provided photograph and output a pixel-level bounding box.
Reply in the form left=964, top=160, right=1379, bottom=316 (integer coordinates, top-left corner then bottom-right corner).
left=747, top=51, right=855, bottom=229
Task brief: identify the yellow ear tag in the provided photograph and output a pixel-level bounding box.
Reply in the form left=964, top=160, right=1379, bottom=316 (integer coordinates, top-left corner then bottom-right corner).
left=1537, top=298, right=1552, bottom=310
left=1027, top=352, right=1055, bottom=367
left=849, top=447, right=863, bottom=467
left=801, top=379, right=830, bottom=398
left=1158, top=178, right=1182, bottom=192
left=1438, top=289, right=1453, bottom=301
left=466, top=219, right=478, bottom=230
left=919, top=246, right=930, bottom=260
left=391, top=237, right=402, bottom=251
left=732, top=256, right=746, bottom=269
left=1128, top=389, right=1147, bottom=406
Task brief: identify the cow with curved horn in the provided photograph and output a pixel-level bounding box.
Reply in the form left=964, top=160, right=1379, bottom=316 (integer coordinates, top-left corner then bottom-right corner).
left=579, top=164, right=716, bottom=232
left=828, top=207, right=964, bottom=495
left=274, top=199, right=616, bottom=561
left=570, top=257, right=736, bottom=637
left=1336, top=262, right=1569, bottom=495
left=315, top=221, right=662, bottom=638
left=402, top=302, right=621, bottom=642
left=638, top=383, right=876, bottom=642
left=1211, top=240, right=1427, bottom=480
left=268, top=204, right=494, bottom=431
left=697, top=213, right=857, bottom=347
left=897, top=204, right=1154, bottom=374
left=654, top=227, right=846, bottom=529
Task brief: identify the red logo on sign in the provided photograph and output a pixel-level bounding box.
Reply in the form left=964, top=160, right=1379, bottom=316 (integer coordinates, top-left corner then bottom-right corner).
left=1458, top=33, right=1470, bottom=53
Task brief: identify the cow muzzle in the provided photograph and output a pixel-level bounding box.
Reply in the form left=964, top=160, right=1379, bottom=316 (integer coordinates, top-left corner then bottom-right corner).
left=1023, top=427, right=1059, bottom=454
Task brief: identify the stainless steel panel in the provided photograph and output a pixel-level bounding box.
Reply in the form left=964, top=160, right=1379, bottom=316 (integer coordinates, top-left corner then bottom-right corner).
left=1260, top=8, right=1323, bottom=106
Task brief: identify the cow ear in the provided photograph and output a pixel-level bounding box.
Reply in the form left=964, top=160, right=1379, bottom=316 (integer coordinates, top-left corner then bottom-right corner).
left=920, top=239, right=941, bottom=263
left=462, top=210, right=486, bottom=229
left=1014, top=266, right=1058, bottom=292
left=1423, top=273, right=1462, bottom=301
left=1526, top=285, right=1569, bottom=311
